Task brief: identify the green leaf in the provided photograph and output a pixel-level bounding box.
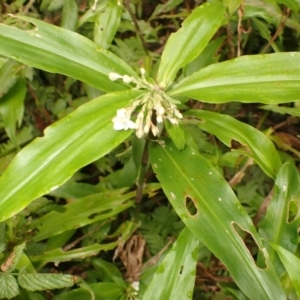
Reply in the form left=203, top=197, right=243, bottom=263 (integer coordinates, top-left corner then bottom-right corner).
left=61, top=0, right=78, bottom=31
left=0, top=90, right=143, bottom=223
left=258, top=162, right=300, bottom=275
left=0, top=16, right=137, bottom=93
left=0, top=274, right=19, bottom=299
left=223, top=0, right=242, bottom=14
left=0, top=78, right=26, bottom=145
left=53, top=282, right=124, bottom=300
left=164, top=120, right=185, bottom=150
left=0, top=59, right=19, bottom=98
left=0, top=242, right=26, bottom=273
left=170, top=53, right=300, bottom=104
left=186, top=110, right=282, bottom=178
left=92, top=258, right=126, bottom=288
left=143, top=227, right=199, bottom=300
left=18, top=273, right=75, bottom=291
left=260, top=104, right=300, bottom=118
left=31, top=189, right=135, bottom=242
left=156, top=2, right=226, bottom=88
left=270, top=243, right=300, bottom=298
left=30, top=221, right=137, bottom=266
left=94, top=0, right=122, bottom=49
left=149, top=139, right=285, bottom=299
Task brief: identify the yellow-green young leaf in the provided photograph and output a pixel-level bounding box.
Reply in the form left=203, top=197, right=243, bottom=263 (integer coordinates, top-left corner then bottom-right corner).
left=0, top=16, right=137, bottom=93
left=143, top=227, right=199, bottom=300
left=18, top=273, right=75, bottom=291
left=258, top=162, right=300, bottom=275
left=94, top=0, right=122, bottom=49
left=149, top=139, right=285, bottom=300
left=0, top=274, right=19, bottom=299
left=156, top=2, right=225, bottom=88
left=61, top=0, right=78, bottom=31
left=0, top=90, right=144, bottom=223
left=170, top=53, right=300, bottom=104
left=0, top=78, right=26, bottom=145
left=270, top=243, right=300, bottom=298
left=186, top=110, right=282, bottom=178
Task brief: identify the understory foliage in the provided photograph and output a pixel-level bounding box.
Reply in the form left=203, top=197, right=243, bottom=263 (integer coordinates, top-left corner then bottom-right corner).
left=1, top=0, right=300, bottom=299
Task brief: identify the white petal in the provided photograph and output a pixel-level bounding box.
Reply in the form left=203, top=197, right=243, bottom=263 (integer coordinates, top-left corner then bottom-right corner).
left=128, top=120, right=137, bottom=129
left=116, top=108, right=127, bottom=118
left=113, top=120, right=125, bottom=130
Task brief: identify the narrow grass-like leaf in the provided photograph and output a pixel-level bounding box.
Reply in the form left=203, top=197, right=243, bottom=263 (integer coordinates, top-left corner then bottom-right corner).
left=0, top=16, right=137, bottom=92
left=270, top=243, right=300, bottom=298
left=30, top=221, right=137, bottom=266
left=149, top=139, right=285, bottom=299
left=170, top=53, right=300, bottom=104
left=156, top=2, right=225, bottom=88
left=0, top=274, right=19, bottom=299
left=0, top=90, right=143, bottom=222
left=143, top=227, right=199, bottom=300
left=260, top=104, right=300, bottom=117
left=18, top=273, right=75, bottom=291
left=258, top=162, right=300, bottom=275
left=186, top=110, right=282, bottom=178
left=31, top=189, right=135, bottom=242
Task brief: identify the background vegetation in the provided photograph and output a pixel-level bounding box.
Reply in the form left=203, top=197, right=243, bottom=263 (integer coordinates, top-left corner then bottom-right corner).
left=0, top=0, right=300, bottom=299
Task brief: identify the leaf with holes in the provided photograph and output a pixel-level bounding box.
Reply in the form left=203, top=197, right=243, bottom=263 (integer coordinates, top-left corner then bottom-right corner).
left=0, top=89, right=143, bottom=223
left=31, top=189, right=135, bottom=242
left=170, top=53, right=300, bottom=104
left=186, top=110, right=282, bottom=178
left=258, top=162, right=300, bottom=275
left=149, top=139, right=285, bottom=299
left=270, top=242, right=300, bottom=298
left=143, top=227, right=199, bottom=300
left=0, top=16, right=137, bottom=92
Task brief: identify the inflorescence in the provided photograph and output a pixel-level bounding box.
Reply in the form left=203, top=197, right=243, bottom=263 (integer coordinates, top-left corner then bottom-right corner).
left=110, top=68, right=182, bottom=138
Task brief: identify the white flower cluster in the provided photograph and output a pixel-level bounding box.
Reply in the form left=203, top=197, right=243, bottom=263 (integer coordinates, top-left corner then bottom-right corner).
left=110, top=69, right=182, bottom=138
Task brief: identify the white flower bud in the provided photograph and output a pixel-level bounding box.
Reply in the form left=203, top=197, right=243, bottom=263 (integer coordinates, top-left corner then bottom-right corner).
left=140, top=68, right=146, bottom=76
left=109, top=72, right=123, bottom=81
left=156, top=115, right=163, bottom=123
left=151, top=125, right=159, bottom=136
left=123, top=75, right=133, bottom=83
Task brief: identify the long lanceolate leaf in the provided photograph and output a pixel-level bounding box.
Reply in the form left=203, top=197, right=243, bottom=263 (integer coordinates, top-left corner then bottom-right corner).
left=143, top=227, right=199, bottom=300
left=156, top=2, right=225, bottom=89
left=170, top=53, right=300, bottom=103
left=258, top=162, right=300, bottom=276
left=0, top=16, right=137, bottom=92
left=186, top=110, right=282, bottom=178
left=0, top=90, right=144, bottom=222
left=149, top=140, right=285, bottom=300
